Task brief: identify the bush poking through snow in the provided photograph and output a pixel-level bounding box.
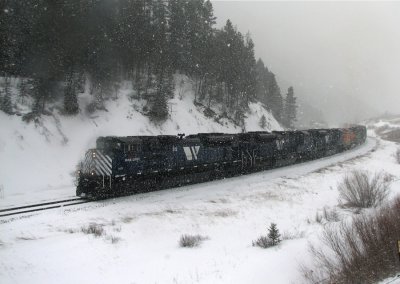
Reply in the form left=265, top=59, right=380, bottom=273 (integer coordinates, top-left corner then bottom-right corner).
left=315, top=207, right=340, bottom=224
left=395, top=148, right=400, bottom=164
left=0, top=184, right=4, bottom=199
left=302, top=195, right=400, bottom=284
left=81, top=223, right=105, bottom=237
left=338, top=170, right=391, bottom=208
left=108, top=235, right=121, bottom=244
left=252, top=236, right=272, bottom=248
left=253, top=223, right=281, bottom=248
left=179, top=234, right=208, bottom=248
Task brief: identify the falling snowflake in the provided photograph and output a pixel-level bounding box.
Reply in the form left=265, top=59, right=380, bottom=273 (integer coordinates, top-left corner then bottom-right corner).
left=227, top=43, right=231, bottom=47
left=4, top=9, right=9, bottom=13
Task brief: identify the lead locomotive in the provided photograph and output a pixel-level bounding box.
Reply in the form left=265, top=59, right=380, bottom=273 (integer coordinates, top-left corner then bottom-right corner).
left=76, top=126, right=366, bottom=198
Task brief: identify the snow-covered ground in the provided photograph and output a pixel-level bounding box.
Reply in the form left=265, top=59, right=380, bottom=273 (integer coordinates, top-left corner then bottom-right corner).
left=1, top=128, right=400, bottom=283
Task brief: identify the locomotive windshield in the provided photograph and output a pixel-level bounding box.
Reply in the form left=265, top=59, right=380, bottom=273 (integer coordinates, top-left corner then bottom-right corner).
left=96, top=138, right=123, bottom=153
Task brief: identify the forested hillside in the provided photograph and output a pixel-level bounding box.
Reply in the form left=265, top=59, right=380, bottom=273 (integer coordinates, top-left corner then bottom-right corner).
left=0, top=0, right=297, bottom=128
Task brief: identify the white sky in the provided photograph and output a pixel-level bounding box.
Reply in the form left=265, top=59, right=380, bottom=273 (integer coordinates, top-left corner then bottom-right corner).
left=212, top=1, right=400, bottom=123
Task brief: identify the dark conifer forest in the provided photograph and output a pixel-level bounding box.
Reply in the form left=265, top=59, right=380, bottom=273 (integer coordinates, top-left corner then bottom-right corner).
left=0, top=0, right=296, bottom=127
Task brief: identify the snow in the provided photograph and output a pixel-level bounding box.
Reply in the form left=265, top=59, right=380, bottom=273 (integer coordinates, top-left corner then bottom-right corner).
left=1, top=84, right=400, bottom=283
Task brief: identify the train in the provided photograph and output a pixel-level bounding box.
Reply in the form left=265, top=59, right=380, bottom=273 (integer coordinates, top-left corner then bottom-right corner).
left=76, top=125, right=367, bottom=198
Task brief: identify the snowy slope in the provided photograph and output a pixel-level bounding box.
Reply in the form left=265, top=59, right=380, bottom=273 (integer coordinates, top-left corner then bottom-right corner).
left=0, top=77, right=281, bottom=198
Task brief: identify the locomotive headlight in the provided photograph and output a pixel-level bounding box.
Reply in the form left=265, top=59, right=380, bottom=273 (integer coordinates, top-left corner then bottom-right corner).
left=92, top=152, right=96, bottom=158
left=91, top=171, right=95, bottom=176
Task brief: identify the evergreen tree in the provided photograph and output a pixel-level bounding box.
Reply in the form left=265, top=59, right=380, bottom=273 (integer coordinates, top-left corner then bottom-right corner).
left=259, top=114, right=267, bottom=129
left=169, top=0, right=187, bottom=72
left=1, top=77, right=13, bottom=114
left=17, top=78, right=29, bottom=104
left=63, top=73, right=79, bottom=115
left=283, top=86, right=297, bottom=129
left=255, top=58, right=268, bottom=103
left=149, top=69, right=172, bottom=122
left=147, top=0, right=171, bottom=122
left=267, top=72, right=283, bottom=123
left=267, top=223, right=281, bottom=246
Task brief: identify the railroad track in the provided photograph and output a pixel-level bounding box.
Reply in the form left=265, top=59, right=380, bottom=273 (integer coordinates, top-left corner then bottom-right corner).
left=0, top=198, right=92, bottom=217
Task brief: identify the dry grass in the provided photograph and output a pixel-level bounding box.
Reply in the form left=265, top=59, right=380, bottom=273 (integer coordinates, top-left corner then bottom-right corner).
left=107, top=235, right=121, bottom=244
left=302, top=196, right=400, bottom=283
left=281, top=230, right=305, bottom=240
left=252, top=236, right=273, bottom=248
left=315, top=207, right=340, bottom=223
left=179, top=234, right=208, bottom=248
left=395, top=148, right=400, bottom=164
left=81, top=223, right=105, bottom=237
left=121, top=216, right=134, bottom=223
left=16, top=235, right=36, bottom=241
left=338, top=170, right=391, bottom=208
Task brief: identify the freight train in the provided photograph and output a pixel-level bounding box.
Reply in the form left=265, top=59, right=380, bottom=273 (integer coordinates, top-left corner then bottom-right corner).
left=76, top=125, right=367, bottom=198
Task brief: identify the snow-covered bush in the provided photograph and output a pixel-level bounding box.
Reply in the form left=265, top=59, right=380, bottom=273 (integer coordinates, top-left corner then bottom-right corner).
left=252, top=223, right=281, bottom=248
left=107, top=235, right=121, bottom=244
left=81, top=223, right=105, bottom=237
left=338, top=170, right=391, bottom=208
left=179, top=234, right=208, bottom=248
left=302, top=195, right=400, bottom=284
left=315, top=207, right=340, bottom=223
left=252, top=236, right=272, bottom=248
left=395, top=148, right=400, bottom=164
left=0, top=184, right=4, bottom=199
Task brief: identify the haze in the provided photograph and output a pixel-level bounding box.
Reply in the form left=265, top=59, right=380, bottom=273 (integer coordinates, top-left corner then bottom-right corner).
left=212, top=1, right=400, bottom=125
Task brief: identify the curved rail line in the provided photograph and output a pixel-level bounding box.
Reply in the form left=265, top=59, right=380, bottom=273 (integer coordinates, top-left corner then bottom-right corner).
left=0, top=198, right=91, bottom=217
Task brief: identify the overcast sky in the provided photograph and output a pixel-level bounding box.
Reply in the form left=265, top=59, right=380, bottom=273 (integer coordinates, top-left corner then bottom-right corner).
left=212, top=1, right=400, bottom=124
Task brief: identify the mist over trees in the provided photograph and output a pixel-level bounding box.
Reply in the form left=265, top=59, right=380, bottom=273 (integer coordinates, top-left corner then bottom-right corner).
left=0, top=0, right=296, bottom=126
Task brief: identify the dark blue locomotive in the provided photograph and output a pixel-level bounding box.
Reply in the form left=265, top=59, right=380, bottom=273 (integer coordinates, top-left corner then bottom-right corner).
left=76, top=125, right=367, bottom=198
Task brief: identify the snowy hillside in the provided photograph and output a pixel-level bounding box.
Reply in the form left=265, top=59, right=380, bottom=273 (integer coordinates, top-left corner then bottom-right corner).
left=0, top=76, right=281, bottom=198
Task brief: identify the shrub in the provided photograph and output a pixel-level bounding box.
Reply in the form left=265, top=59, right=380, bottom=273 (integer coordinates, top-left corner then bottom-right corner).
left=108, top=235, right=121, bottom=244
left=179, top=234, right=208, bottom=248
left=81, top=223, right=105, bottom=237
left=338, top=170, right=391, bottom=208
left=316, top=207, right=340, bottom=224
left=253, top=223, right=281, bottom=248
left=252, top=236, right=273, bottom=248
left=85, top=102, right=97, bottom=114
left=395, top=148, right=400, bottom=164
left=302, top=195, right=400, bottom=284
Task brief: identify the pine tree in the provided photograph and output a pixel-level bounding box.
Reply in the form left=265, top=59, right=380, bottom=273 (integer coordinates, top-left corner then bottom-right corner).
left=283, top=86, right=297, bottom=129
left=169, top=0, right=187, bottom=72
left=1, top=77, right=13, bottom=114
left=63, top=73, right=79, bottom=115
left=267, top=223, right=281, bottom=246
left=267, top=72, right=283, bottom=123
left=255, top=58, right=267, bottom=103
left=259, top=114, right=267, bottom=129
left=149, top=69, right=171, bottom=122
left=17, top=78, right=30, bottom=104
